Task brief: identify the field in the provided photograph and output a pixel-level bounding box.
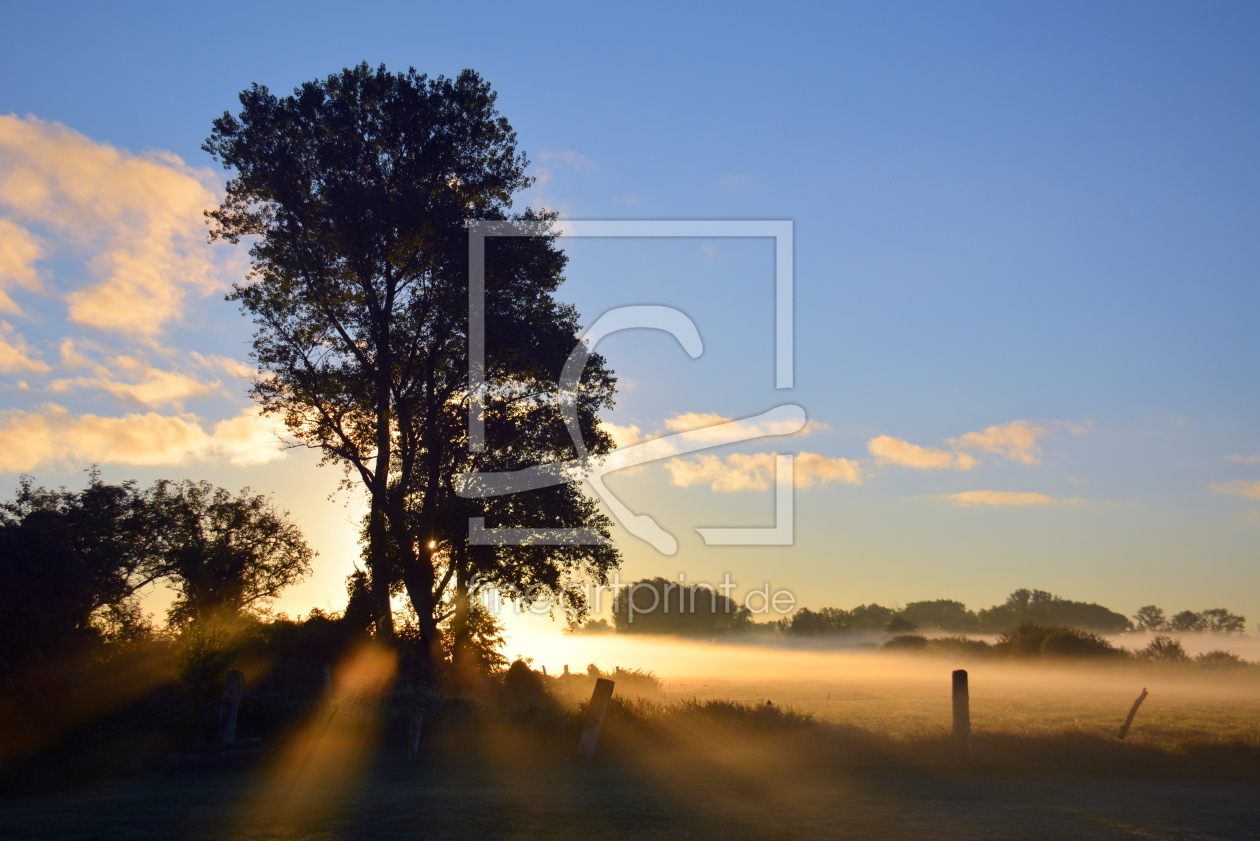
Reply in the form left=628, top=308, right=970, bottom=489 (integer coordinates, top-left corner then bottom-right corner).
left=1, top=637, right=1257, bottom=840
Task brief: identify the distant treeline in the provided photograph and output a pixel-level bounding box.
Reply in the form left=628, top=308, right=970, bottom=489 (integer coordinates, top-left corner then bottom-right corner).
left=570, top=582, right=1248, bottom=639
left=885, top=625, right=1255, bottom=670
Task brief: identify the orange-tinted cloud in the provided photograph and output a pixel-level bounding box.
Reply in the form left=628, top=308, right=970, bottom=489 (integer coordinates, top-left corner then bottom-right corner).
left=0, top=114, right=239, bottom=336
left=665, top=451, right=862, bottom=492
left=1212, top=480, right=1260, bottom=501
left=0, top=218, right=44, bottom=314
left=0, top=405, right=286, bottom=472
left=948, top=420, right=1049, bottom=465
left=867, top=434, right=977, bottom=470
left=0, top=321, right=49, bottom=374
left=941, top=490, right=1081, bottom=507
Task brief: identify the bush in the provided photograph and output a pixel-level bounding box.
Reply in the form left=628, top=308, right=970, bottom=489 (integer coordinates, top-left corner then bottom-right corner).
left=1138, top=635, right=1190, bottom=664
left=926, top=636, right=993, bottom=657
left=997, top=623, right=1121, bottom=659
left=1039, top=628, right=1119, bottom=658
left=1194, top=650, right=1249, bottom=670
left=883, top=634, right=929, bottom=650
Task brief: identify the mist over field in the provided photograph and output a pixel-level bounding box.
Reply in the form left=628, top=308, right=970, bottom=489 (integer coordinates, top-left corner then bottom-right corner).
left=512, top=630, right=1260, bottom=731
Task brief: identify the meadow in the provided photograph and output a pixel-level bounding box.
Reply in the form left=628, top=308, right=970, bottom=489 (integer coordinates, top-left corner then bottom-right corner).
left=1, top=634, right=1256, bottom=840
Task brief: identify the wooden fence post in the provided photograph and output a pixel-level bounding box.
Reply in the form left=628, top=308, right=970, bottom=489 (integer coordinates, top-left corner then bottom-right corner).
left=1117, top=688, right=1148, bottom=740
left=577, top=678, right=615, bottom=758
left=323, top=664, right=333, bottom=699
left=218, top=669, right=244, bottom=746
left=952, top=669, right=972, bottom=763
left=407, top=707, right=425, bottom=760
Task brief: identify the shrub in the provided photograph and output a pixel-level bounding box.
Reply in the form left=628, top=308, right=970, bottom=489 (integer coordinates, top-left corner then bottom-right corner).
left=1039, top=628, right=1120, bottom=658
left=1194, top=650, right=1249, bottom=670
left=883, top=634, right=929, bottom=650
left=1138, top=635, right=1190, bottom=664
left=997, top=623, right=1121, bottom=659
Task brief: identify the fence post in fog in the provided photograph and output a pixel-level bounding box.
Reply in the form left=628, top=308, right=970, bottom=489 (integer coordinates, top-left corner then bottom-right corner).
left=577, top=678, right=615, bottom=758
left=952, top=669, right=972, bottom=763
left=1117, top=688, right=1148, bottom=740
left=218, top=669, right=244, bottom=746
left=323, top=664, right=333, bottom=699
left=407, top=707, right=425, bottom=760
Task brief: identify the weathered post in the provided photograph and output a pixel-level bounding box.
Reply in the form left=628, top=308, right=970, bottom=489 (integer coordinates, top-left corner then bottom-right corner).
left=218, top=669, right=244, bottom=746
left=952, top=669, right=972, bottom=763
left=407, top=707, right=425, bottom=760
left=577, top=678, right=615, bottom=758
left=1117, top=688, right=1148, bottom=740
left=323, top=664, right=333, bottom=699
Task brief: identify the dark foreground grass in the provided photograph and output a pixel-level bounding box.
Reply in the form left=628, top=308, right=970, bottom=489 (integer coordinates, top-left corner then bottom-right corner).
left=0, top=696, right=1257, bottom=840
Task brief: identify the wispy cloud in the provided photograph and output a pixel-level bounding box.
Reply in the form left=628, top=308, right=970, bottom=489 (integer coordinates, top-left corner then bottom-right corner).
left=0, top=114, right=239, bottom=336
left=1227, top=454, right=1260, bottom=465
left=533, top=149, right=596, bottom=187
left=0, top=404, right=286, bottom=472
left=0, top=321, right=50, bottom=373
left=940, top=490, right=1082, bottom=507
left=948, top=420, right=1050, bottom=465
left=598, top=420, right=646, bottom=449
left=664, top=411, right=826, bottom=441
left=0, top=218, right=44, bottom=314
left=1212, top=480, right=1260, bottom=501
left=665, top=451, right=862, bottom=492
left=867, top=435, right=976, bottom=470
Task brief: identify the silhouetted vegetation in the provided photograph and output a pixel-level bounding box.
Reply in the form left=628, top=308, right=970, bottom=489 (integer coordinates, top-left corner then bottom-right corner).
left=611, top=577, right=754, bottom=637
left=775, top=589, right=1242, bottom=639
left=206, top=64, right=620, bottom=678
left=882, top=625, right=1258, bottom=672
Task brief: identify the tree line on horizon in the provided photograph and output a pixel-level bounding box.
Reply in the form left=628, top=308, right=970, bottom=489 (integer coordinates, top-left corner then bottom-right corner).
left=570, top=581, right=1248, bottom=640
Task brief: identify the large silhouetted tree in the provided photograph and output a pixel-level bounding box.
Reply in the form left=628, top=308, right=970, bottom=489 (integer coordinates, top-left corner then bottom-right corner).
left=206, top=64, right=619, bottom=673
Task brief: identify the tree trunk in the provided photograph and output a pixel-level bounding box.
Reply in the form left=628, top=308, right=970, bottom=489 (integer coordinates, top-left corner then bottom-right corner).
left=451, top=542, right=471, bottom=682
left=400, top=538, right=439, bottom=683
left=368, top=380, right=395, bottom=641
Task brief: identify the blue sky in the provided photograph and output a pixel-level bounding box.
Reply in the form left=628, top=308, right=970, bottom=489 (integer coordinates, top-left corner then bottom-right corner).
left=1, top=1, right=1257, bottom=628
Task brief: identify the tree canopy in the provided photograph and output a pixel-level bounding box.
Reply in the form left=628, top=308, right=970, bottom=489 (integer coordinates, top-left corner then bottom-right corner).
left=206, top=64, right=620, bottom=673
left=0, top=473, right=313, bottom=680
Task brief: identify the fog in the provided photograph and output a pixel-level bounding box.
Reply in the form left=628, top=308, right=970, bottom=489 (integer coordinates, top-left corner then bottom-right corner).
left=508, top=630, right=1260, bottom=734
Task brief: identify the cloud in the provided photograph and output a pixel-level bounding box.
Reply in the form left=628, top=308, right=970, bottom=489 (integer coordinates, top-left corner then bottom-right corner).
left=0, top=321, right=50, bottom=373
left=49, top=363, right=219, bottom=408
left=43, top=343, right=222, bottom=408
left=0, top=218, right=44, bottom=313
left=948, top=420, right=1049, bottom=465
left=867, top=435, right=977, bottom=470
left=189, top=352, right=257, bottom=380
left=0, top=114, right=237, bottom=336
left=665, top=451, right=862, bottom=493
left=537, top=149, right=596, bottom=171
left=533, top=149, right=596, bottom=189
left=941, top=490, right=1081, bottom=507
left=663, top=411, right=823, bottom=442
left=1212, top=480, right=1260, bottom=501
left=795, top=452, right=864, bottom=487
left=1227, top=454, right=1260, bottom=465
left=599, top=420, right=646, bottom=449
left=0, top=404, right=287, bottom=472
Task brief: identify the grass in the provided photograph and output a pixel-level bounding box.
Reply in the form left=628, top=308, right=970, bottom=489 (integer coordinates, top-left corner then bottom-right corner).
left=0, top=694, right=1256, bottom=840
left=3, top=654, right=1258, bottom=839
